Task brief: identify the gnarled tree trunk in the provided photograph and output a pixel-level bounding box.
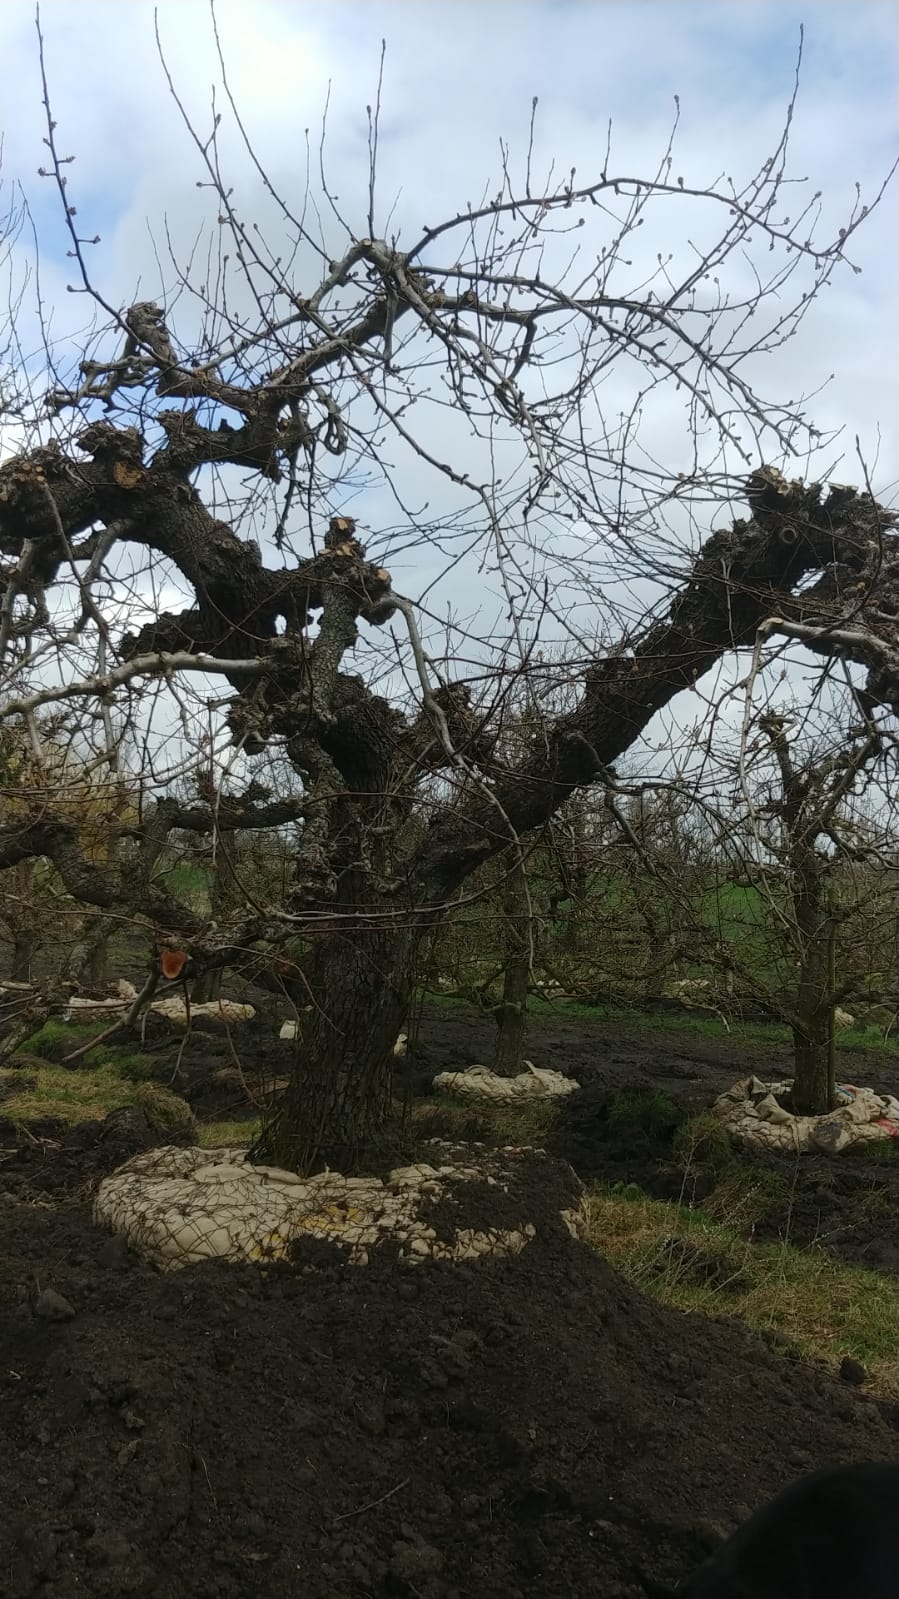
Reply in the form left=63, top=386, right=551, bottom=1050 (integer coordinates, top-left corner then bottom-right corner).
left=0, top=421, right=894, bottom=1175
left=643, top=928, right=677, bottom=1001
left=255, top=917, right=414, bottom=1174
left=84, top=928, right=111, bottom=991
left=6, top=861, right=40, bottom=983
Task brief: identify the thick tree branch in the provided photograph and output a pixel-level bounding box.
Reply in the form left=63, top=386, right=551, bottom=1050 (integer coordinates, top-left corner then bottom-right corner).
left=414, top=473, right=899, bottom=897
left=0, top=816, right=202, bottom=931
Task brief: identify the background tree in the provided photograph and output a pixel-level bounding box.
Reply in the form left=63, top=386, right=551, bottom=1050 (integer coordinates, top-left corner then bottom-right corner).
left=712, top=708, right=895, bottom=1112
left=0, top=30, right=897, bottom=1170
left=600, top=787, right=713, bottom=1003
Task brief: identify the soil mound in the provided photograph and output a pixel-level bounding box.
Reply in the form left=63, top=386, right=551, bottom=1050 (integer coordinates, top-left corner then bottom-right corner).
left=2, top=1145, right=894, bottom=1599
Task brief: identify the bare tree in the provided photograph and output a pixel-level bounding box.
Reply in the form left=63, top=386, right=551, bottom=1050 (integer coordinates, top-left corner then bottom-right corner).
left=600, top=788, right=711, bottom=1003
left=721, top=710, right=894, bottom=1112
left=0, top=26, right=897, bottom=1169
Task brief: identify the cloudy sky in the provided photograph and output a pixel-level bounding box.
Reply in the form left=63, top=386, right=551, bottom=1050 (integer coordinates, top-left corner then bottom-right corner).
left=1, top=0, right=896, bottom=780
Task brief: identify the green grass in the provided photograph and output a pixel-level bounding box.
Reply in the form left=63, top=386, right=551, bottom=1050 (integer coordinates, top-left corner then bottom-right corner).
left=0, top=1064, right=191, bottom=1129
left=840, top=1137, right=898, bottom=1166
left=131, top=1083, right=194, bottom=1128
left=197, top=1117, right=261, bottom=1148
left=672, top=1110, right=740, bottom=1176
left=0, top=1061, right=132, bottom=1123
left=702, top=1165, right=795, bottom=1229
left=607, top=1087, right=681, bottom=1139
left=668, top=1112, right=800, bottom=1228
left=586, top=1186, right=897, bottom=1395
left=22, top=1018, right=109, bottom=1053
left=19, top=1019, right=152, bottom=1075
left=148, top=860, right=212, bottom=913
left=99, top=1049, right=162, bottom=1080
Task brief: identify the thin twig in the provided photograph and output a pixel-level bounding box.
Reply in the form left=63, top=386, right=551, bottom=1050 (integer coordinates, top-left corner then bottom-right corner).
left=334, top=1477, right=409, bottom=1522
left=61, top=970, right=159, bottom=1064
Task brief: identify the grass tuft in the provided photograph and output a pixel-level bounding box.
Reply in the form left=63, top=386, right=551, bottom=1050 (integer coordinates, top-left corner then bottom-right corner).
left=0, top=1061, right=139, bottom=1124
left=21, top=1018, right=108, bottom=1054
left=0, top=1063, right=193, bottom=1131
left=586, top=1186, right=897, bottom=1396
left=672, top=1110, right=738, bottom=1176
left=196, top=1118, right=261, bottom=1148
left=607, top=1087, right=681, bottom=1139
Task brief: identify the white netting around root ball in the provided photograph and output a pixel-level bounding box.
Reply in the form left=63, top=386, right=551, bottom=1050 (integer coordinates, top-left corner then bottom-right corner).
left=93, top=1142, right=587, bottom=1272
left=713, top=1076, right=899, bottom=1155
left=432, top=1063, right=579, bottom=1103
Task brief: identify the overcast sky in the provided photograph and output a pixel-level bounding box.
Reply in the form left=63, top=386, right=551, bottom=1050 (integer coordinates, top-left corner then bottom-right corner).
left=1, top=0, right=897, bottom=783
left=4, top=1, right=895, bottom=468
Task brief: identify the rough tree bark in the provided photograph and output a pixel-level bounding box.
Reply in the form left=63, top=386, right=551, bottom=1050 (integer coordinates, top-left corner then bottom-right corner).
left=790, top=878, right=835, bottom=1116
left=492, top=857, right=532, bottom=1078
left=1, top=861, right=43, bottom=984
left=192, top=966, right=223, bottom=1005
left=643, top=928, right=678, bottom=1003
left=84, top=931, right=110, bottom=992
left=547, top=810, right=589, bottom=956
left=258, top=907, right=414, bottom=1173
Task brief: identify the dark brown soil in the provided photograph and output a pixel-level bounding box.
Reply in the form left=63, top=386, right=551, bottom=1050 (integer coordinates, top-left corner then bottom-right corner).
left=2, top=1126, right=897, bottom=1599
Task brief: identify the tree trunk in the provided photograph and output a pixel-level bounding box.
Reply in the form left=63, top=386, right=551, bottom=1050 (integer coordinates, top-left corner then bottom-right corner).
left=492, top=955, right=530, bottom=1076
left=8, top=860, right=39, bottom=982
left=643, top=928, right=675, bottom=1001
left=71, top=914, right=114, bottom=993
left=192, top=966, right=223, bottom=1003
left=791, top=893, right=835, bottom=1116
left=10, top=936, right=35, bottom=983
left=85, top=933, right=110, bottom=991
left=492, top=857, right=531, bottom=1077
left=254, top=921, right=413, bottom=1173
left=791, top=1015, right=833, bottom=1115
